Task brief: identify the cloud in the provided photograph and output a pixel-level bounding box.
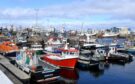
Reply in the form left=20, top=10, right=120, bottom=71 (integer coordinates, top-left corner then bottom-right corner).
left=0, top=0, right=135, bottom=27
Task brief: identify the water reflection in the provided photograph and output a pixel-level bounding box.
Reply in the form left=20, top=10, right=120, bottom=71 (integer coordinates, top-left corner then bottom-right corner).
left=107, top=59, right=133, bottom=67
left=77, top=60, right=133, bottom=79
left=88, top=66, right=105, bottom=78
left=34, top=68, right=79, bottom=84
left=34, top=59, right=134, bottom=84
left=77, top=62, right=108, bottom=78
left=59, top=69, right=79, bottom=84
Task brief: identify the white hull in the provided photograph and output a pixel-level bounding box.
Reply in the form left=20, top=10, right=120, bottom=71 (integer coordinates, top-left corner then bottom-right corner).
left=103, top=33, right=119, bottom=37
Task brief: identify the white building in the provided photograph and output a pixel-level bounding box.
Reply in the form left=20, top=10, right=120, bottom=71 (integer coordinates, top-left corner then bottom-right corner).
left=118, top=27, right=131, bottom=36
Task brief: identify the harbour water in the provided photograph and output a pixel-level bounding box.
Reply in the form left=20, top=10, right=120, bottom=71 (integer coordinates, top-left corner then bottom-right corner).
left=71, top=38, right=135, bottom=84
left=54, top=57, right=135, bottom=84
left=77, top=59, right=135, bottom=84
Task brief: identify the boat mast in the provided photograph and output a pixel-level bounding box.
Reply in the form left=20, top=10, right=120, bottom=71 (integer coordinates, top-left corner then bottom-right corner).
left=81, top=22, right=84, bottom=35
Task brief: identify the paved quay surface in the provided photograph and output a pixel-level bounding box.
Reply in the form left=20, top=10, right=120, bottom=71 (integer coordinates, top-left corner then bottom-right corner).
left=0, top=64, right=23, bottom=84
left=0, top=55, right=30, bottom=84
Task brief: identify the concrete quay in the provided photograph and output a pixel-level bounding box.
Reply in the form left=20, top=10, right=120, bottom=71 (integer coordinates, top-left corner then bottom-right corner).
left=0, top=55, right=30, bottom=84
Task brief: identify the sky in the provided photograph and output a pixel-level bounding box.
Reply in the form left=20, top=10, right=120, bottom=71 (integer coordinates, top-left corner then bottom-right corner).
left=0, top=0, right=135, bottom=29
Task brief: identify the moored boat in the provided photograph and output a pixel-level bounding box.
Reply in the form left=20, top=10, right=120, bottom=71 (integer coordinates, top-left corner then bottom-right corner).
left=15, top=48, right=60, bottom=81
left=41, top=43, right=79, bottom=69
left=78, top=45, right=100, bottom=68
left=44, top=46, right=62, bottom=54
left=44, top=37, right=63, bottom=54
left=0, top=41, right=19, bottom=55
left=30, top=43, right=43, bottom=51
left=102, top=32, right=119, bottom=38
left=80, top=43, right=106, bottom=61
left=107, top=44, right=133, bottom=62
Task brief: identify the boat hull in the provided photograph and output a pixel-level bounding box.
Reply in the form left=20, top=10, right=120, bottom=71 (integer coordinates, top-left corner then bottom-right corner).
left=42, top=56, right=78, bottom=69
left=5, top=51, right=17, bottom=57
left=107, top=53, right=133, bottom=62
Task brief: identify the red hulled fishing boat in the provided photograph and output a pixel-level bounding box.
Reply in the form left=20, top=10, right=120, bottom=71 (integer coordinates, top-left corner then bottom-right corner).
left=41, top=43, right=79, bottom=69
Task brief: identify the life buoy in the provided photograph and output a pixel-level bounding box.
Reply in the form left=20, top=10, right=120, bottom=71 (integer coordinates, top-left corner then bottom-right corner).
left=26, top=50, right=30, bottom=55
left=26, top=50, right=33, bottom=59
left=30, top=50, right=34, bottom=59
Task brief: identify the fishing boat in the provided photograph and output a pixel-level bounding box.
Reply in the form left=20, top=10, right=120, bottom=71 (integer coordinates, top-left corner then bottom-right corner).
left=0, top=34, right=9, bottom=42
left=44, top=46, right=62, bottom=54
left=27, top=43, right=45, bottom=56
left=0, top=41, right=19, bottom=55
left=46, top=37, right=63, bottom=46
left=107, top=44, right=133, bottom=62
left=79, top=45, right=99, bottom=67
left=85, top=33, right=97, bottom=43
left=17, top=37, right=27, bottom=44
left=41, top=43, right=79, bottom=69
left=44, top=37, right=63, bottom=53
left=102, top=32, right=119, bottom=38
left=30, top=43, right=43, bottom=51
left=15, top=48, right=60, bottom=81
left=81, top=43, right=106, bottom=61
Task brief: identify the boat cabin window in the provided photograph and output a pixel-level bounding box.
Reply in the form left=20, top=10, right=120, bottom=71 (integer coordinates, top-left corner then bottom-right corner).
left=69, top=52, right=75, bottom=55
left=62, top=51, right=78, bottom=55
left=62, top=52, right=68, bottom=55
left=74, top=52, right=79, bottom=55
left=32, top=46, right=42, bottom=48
